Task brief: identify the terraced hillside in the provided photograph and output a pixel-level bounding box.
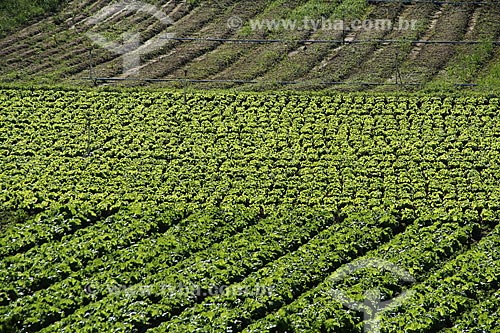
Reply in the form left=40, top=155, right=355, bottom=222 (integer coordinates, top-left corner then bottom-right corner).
left=0, top=0, right=500, bottom=90
left=1, top=87, right=499, bottom=332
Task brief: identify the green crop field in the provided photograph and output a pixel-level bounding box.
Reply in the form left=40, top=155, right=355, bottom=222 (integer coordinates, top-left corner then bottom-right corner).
left=1, top=87, right=499, bottom=332
left=1, top=0, right=500, bottom=331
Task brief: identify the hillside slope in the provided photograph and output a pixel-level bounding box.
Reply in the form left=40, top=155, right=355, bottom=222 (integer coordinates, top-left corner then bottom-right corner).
left=0, top=0, right=499, bottom=91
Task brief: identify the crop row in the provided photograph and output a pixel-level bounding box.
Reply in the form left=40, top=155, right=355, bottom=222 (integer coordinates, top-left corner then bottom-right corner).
left=379, top=222, right=500, bottom=332
left=0, top=206, right=262, bottom=332
left=1, top=206, right=186, bottom=303
left=0, top=204, right=120, bottom=258
left=441, top=290, right=500, bottom=332
left=32, top=208, right=385, bottom=333
left=3, top=207, right=332, bottom=332
left=162, top=210, right=484, bottom=332
left=240, top=211, right=487, bottom=332
left=2, top=90, right=500, bottom=221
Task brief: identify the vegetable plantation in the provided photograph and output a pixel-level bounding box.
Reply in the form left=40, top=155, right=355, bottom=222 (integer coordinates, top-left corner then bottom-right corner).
left=0, top=87, right=499, bottom=332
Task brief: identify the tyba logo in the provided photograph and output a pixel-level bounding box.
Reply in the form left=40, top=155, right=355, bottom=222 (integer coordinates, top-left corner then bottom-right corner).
left=85, top=0, right=177, bottom=74
left=331, top=257, right=416, bottom=333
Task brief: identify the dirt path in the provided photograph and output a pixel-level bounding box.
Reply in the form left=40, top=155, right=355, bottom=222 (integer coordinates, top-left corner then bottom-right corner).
left=408, top=6, right=443, bottom=60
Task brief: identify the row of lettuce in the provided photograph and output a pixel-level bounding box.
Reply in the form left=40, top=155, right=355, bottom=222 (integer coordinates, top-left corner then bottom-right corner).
left=2, top=204, right=498, bottom=332
left=1, top=89, right=499, bottom=215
